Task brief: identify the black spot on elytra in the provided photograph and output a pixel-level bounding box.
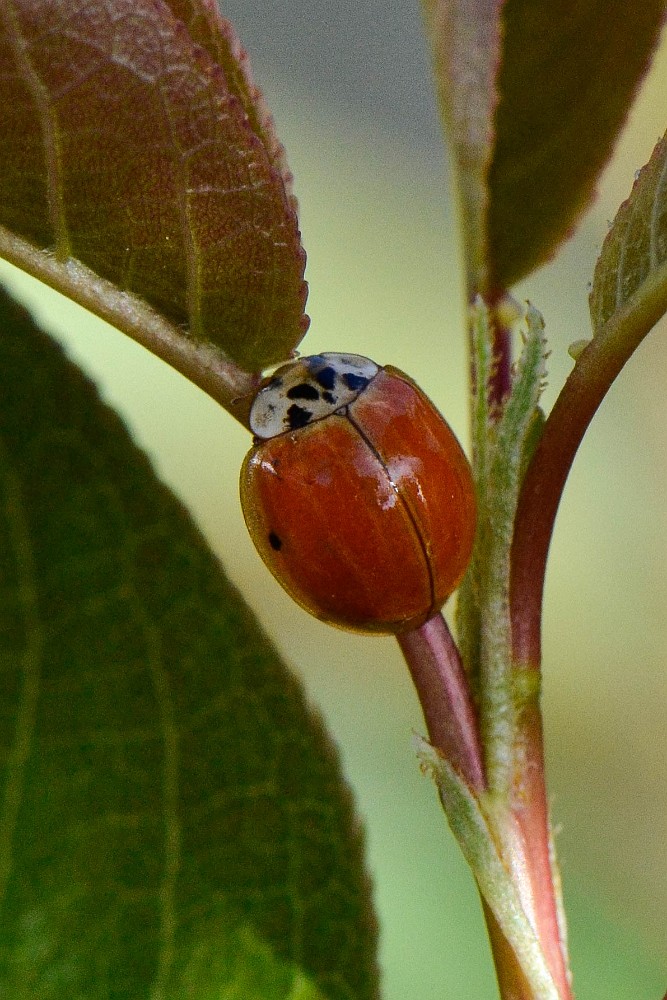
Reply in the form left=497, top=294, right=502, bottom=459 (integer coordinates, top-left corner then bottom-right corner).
left=287, top=382, right=320, bottom=401
left=268, top=531, right=282, bottom=551
left=286, top=403, right=312, bottom=429
left=342, top=372, right=370, bottom=392
left=315, top=366, right=337, bottom=391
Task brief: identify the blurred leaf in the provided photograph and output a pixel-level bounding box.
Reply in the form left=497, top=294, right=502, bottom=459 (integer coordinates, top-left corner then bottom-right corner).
left=0, top=286, right=378, bottom=999
left=420, top=0, right=505, bottom=297
left=422, top=0, right=665, bottom=296
left=0, top=0, right=308, bottom=377
left=589, top=135, right=667, bottom=334
left=488, top=0, right=665, bottom=291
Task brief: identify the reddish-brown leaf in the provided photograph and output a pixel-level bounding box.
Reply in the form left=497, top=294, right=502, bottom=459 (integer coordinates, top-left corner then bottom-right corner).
left=0, top=0, right=308, bottom=384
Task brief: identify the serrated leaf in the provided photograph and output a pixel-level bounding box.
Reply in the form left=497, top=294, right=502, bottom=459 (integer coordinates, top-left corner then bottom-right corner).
left=590, top=135, right=667, bottom=334
left=0, top=286, right=378, bottom=1000
left=0, top=0, right=308, bottom=378
left=422, top=0, right=665, bottom=296
left=415, top=737, right=558, bottom=1000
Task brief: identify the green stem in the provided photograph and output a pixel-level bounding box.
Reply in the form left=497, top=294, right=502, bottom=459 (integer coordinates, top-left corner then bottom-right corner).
left=0, top=226, right=260, bottom=427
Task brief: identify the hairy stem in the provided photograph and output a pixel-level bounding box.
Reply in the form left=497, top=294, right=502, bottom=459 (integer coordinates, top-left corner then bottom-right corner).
left=0, top=227, right=260, bottom=427
left=487, top=294, right=515, bottom=410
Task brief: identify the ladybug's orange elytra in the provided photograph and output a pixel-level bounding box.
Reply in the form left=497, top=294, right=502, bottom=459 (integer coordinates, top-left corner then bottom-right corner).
left=240, top=353, right=476, bottom=634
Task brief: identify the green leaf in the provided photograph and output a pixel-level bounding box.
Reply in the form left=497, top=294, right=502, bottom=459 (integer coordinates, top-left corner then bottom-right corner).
left=0, top=286, right=378, bottom=1000
left=0, top=0, right=308, bottom=379
left=422, top=0, right=665, bottom=296
left=488, top=0, right=666, bottom=291
left=415, top=737, right=559, bottom=1000
left=590, top=134, right=667, bottom=335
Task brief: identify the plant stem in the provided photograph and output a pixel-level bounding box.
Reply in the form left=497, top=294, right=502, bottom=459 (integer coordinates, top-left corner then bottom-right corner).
left=505, top=287, right=667, bottom=996
left=509, top=694, right=572, bottom=998
left=511, top=286, right=667, bottom=665
left=482, top=900, right=539, bottom=1000
left=0, top=224, right=261, bottom=427
left=399, top=612, right=571, bottom=998
left=397, top=612, right=485, bottom=793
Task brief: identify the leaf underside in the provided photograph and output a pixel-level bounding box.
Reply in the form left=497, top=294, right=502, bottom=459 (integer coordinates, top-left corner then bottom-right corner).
left=423, top=0, right=666, bottom=297
left=488, top=0, right=666, bottom=291
left=0, top=285, right=378, bottom=1000
left=0, top=0, right=308, bottom=372
left=590, top=134, right=667, bottom=334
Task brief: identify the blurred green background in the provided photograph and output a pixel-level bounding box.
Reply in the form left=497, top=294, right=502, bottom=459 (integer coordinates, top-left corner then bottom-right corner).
left=1, top=2, right=666, bottom=996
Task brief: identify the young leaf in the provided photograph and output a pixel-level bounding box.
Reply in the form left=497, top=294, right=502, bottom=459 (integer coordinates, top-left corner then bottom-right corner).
left=416, top=738, right=559, bottom=1000
left=0, top=287, right=378, bottom=1000
left=0, top=0, right=308, bottom=383
left=512, top=133, right=667, bottom=671
left=422, top=0, right=665, bottom=297
left=590, top=135, right=667, bottom=335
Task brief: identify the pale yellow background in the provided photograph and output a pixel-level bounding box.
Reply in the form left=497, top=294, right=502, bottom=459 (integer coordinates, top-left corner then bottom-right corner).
left=1, top=27, right=666, bottom=1000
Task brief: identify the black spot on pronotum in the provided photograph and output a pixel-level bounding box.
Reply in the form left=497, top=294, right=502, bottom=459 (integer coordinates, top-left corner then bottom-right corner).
left=342, top=372, right=370, bottom=392
left=287, top=383, right=320, bottom=401
left=268, top=531, right=282, bottom=551
left=286, top=403, right=312, bottom=429
left=322, top=391, right=335, bottom=404
left=315, top=366, right=336, bottom=391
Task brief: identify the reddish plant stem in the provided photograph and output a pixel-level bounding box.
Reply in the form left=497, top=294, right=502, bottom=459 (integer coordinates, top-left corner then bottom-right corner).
left=397, top=612, right=485, bottom=793
left=511, top=700, right=572, bottom=998
left=511, top=304, right=664, bottom=665
left=484, top=294, right=572, bottom=997
left=507, top=299, right=667, bottom=995
left=487, top=293, right=514, bottom=410
left=482, top=900, right=538, bottom=1000
left=399, top=613, right=571, bottom=998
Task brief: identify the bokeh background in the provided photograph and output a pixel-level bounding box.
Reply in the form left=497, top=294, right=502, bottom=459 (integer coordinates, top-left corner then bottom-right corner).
left=1, top=2, right=666, bottom=996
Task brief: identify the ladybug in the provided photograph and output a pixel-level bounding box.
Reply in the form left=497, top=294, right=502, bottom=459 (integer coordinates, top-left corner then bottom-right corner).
left=240, top=353, right=476, bottom=634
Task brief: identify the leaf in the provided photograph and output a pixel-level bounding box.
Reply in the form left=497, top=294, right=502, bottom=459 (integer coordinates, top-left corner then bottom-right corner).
left=590, top=135, right=667, bottom=334
left=488, top=0, right=666, bottom=291
left=0, top=0, right=308, bottom=383
left=511, top=136, right=667, bottom=675
left=415, top=737, right=559, bottom=1000
left=422, top=0, right=665, bottom=296
left=0, top=286, right=378, bottom=1000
